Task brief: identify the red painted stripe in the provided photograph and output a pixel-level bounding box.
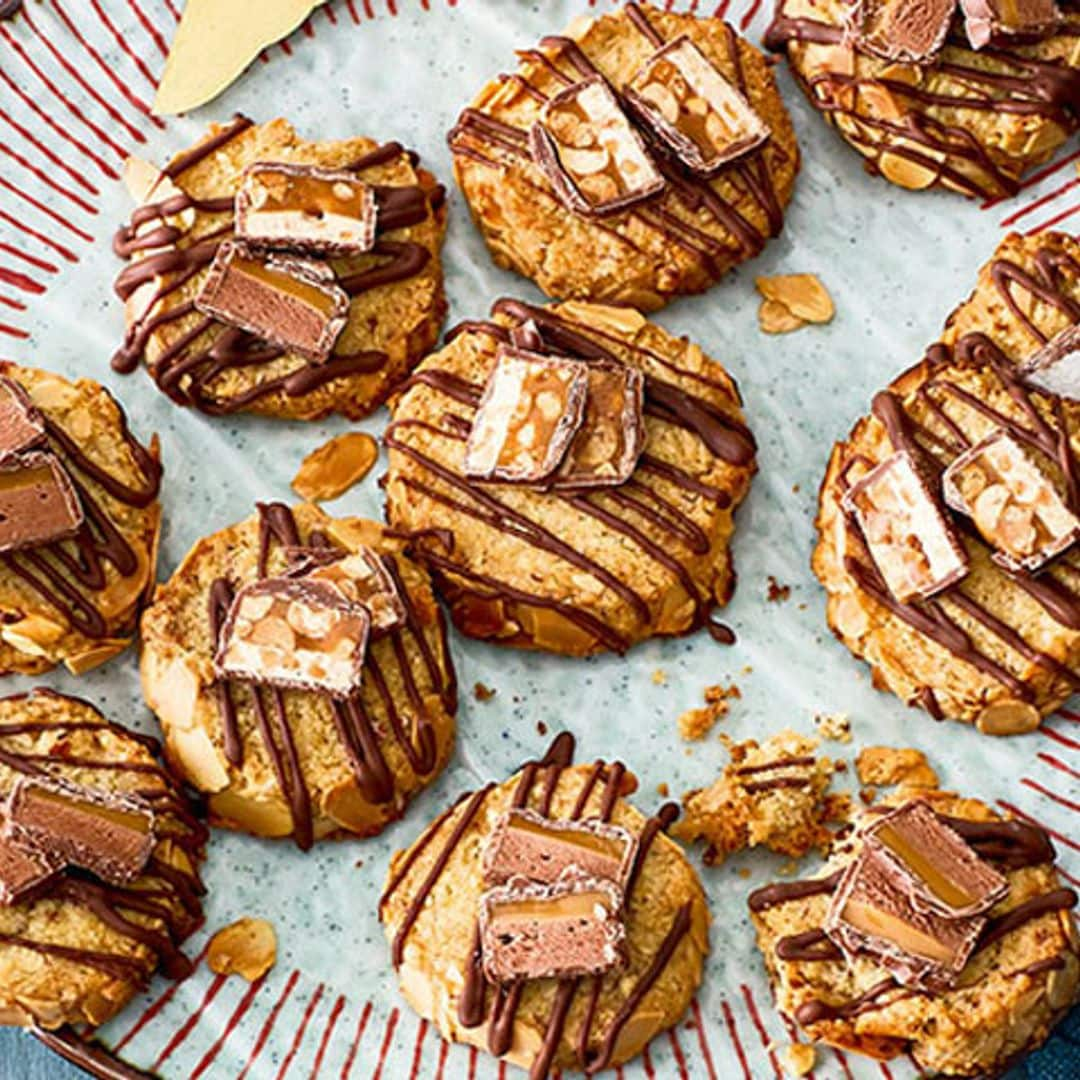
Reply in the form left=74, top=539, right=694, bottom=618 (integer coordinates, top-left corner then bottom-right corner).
left=0, top=106, right=99, bottom=194
left=739, top=0, right=764, bottom=29
left=308, top=993, right=346, bottom=1079
left=86, top=0, right=161, bottom=88
left=714, top=0, right=732, bottom=16
left=1000, top=175, right=1079, bottom=228
left=1058, top=709, right=1080, bottom=723
left=740, top=985, right=782, bottom=1078
left=0, top=207, right=77, bottom=262
left=832, top=1049, right=856, bottom=1080
left=237, top=970, right=301, bottom=1080
left=0, top=141, right=98, bottom=214
left=1041, top=726, right=1080, bottom=752
left=1056, top=863, right=1080, bottom=889
left=982, top=147, right=1080, bottom=210
left=363, top=0, right=376, bottom=18
left=1038, top=752, right=1080, bottom=781
left=690, top=999, right=719, bottom=1080
left=123, top=0, right=170, bottom=56
left=189, top=976, right=268, bottom=1080
left=371, top=1007, right=400, bottom=1080
left=407, top=1018, right=429, bottom=1079
left=162, top=0, right=181, bottom=20
left=338, top=1000, right=373, bottom=1079
left=467, top=1045, right=477, bottom=1080
left=274, top=982, right=325, bottom=1080
left=323, top=4, right=338, bottom=25
left=0, top=175, right=94, bottom=242
left=0, top=322, right=29, bottom=340
left=1028, top=201, right=1080, bottom=235
left=0, top=266, right=45, bottom=295
left=667, top=1028, right=690, bottom=1080
left=387, top=0, right=399, bottom=15
left=879, top=1063, right=895, bottom=1079
left=998, top=800, right=1080, bottom=853
left=0, top=241, right=59, bottom=274
left=346, top=0, right=361, bottom=21
left=0, top=295, right=27, bottom=311
left=432, top=1038, right=449, bottom=1080
left=719, top=999, right=752, bottom=1080
left=150, top=973, right=227, bottom=1069
left=1021, top=776, right=1080, bottom=813
left=642, top=1042, right=656, bottom=1079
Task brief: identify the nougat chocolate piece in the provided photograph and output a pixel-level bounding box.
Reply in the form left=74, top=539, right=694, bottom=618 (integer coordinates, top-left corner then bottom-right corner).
left=215, top=577, right=371, bottom=698
left=551, top=362, right=645, bottom=491
left=464, top=346, right=588, bottom=483
left=0, top=451, right=83, bottom=553
left=842, top=451, right=969, bottom=602
left=0, top=378, right=45, bottom=460
left=824, top=846, right=985, bottom=992
left=482, top=808, right=638, bottom=891
left=1021, top=324, right=1080, bottom=401
left=847, top=0, right=955, bottom=62
left=5, top=777, right=155, bottom=885
left=0, top=824, right=62, bottom=905
left=626, top=35, right=770, bottom=175
left=942, top=429, right=1079, bottom=573
left=479, top=872, right=627, bottom=983
left=195, top=240, right=349, bottom=364
left=236, top=162, right=378, bottom=257
left=864, top=801, right=1008, bottom=918
left=529, top=76, right=665, bottom=217
left=304, top=548, right=406, bottom=636
left=960, top=0, right=1061, bottom=49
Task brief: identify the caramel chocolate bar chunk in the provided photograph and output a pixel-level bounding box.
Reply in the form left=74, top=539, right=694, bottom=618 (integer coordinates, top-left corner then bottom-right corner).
left=304, top=548, right=406, bottom=636
left=960, top=0, right=1061, bottom=49
left=0, top=824, right=61, bottom=905
left=0, top=378, right=45, bottom=460
left=0, top=450, right=83, bottom=553
left=848, top=0, right=955, bottom=62
left=551, top=362, right=645, bottom=491
left=1021, top=324, right=1080, bottom=402
left=942, top=428, right=1079, bottom=573
left=479, top=873, right=627, bottom=983
left=529, top=76, right=665, bottom=217
left=864, top=800, right=1008, bottom=918
left=5, top=777, right=155, bottom=885
left=236, top=162, right=378, bottom=257
left=482, top=808, right=638, bottom=891
left=215, top=577, right=371, bottom=699
left=195, top=240, right=349, bottom=364
left=824, top=846, right=984, bottom=992
left=842, top=450, right=969, bottom=602
left=626, top=35, right=770, bottom=175
left=464, top=346, right=588, bottom=483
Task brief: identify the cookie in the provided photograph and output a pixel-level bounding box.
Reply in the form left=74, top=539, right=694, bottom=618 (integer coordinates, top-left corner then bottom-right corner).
left=0, top=363, right=161, bottom=677
left=384, top=297, right=757, bottom=656
left=113, top=116, right=447, bottom=420
left=765, top=0, right=1080, bottom=199
left=749, top=788, right=1079, bottom=1076
left=139, top=502, right=457, bottom=849
left=814, top=234, right=1079, bottom=729
left=0, top=689, right=206, bottom=1030
left=449, top=2, right=799, bottom=310
left=379, top=732, right=710, bottom=1078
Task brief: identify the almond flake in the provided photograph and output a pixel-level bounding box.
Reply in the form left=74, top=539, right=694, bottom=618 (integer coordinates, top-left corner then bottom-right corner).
left=292, top=432, right=379, bottom=502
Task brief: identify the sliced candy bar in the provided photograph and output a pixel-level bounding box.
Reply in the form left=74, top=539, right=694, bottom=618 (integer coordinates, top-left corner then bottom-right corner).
left=464, top=346, right=588, bottom=483
left=0, top=378, right=45, bottom=460
left=0, top=450, right=84, bottom=553
left=842, top=450, right=969, bottom=602
left=960, top=0, right=1061, bottom=49
left=5, top=777, right=155, bottom=885
left=304, top=548, right=406, bottom=636
left=215, top=577, right=371, bottom=699
left=0, top=823, right=62, bottom=905
left=551, top=362, right=645, bottom=491
left=195, top=240, right=349, bottom=364
left=1021, top=324, right=1080, bottom=401
left=824, top=846, right=985, bottom=992
left=626, top=35, right=770, bottom=175
left=942, top=428, right=1079, bottom=573
left=847, top=0, right=955, bottom=62
left=529, top=76, right=665, bottom=217
left=236, top=162, right=378, bottom=257
left=482, top=808, right=638, bottom=891
left=479, top=872, right=627, bottom=983
left=864, top=800, right=1008, bottom=918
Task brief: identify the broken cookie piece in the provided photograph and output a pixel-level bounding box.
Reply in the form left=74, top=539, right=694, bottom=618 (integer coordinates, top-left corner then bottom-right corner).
left=0, top=825, right=62, bottom=905
left=1021, top=324, right=1080, bottom=401
left=847, top=0, right=955, bottom=62
left=0, top=378, right=45, bottom=460
left=856, top=745, right=939, bottom=789
left=0, top=451, right=84, bottom=553
left=303, top=548, right=406, bottom=636
left=959, top=0, right=1061, bottom=49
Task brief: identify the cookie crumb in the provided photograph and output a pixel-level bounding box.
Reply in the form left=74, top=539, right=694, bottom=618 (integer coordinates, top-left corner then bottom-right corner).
left=782, top=1042, right=817, bottom=1077
left=652, top=668, right=668, bottom=686
left=473, top=682, right=497, bottom=702
left=536, top=720, right=548, bottom=737
left=767, top=576, right=791, bottom=603
left=657, top=782, right=670, bottom=797
left=856, top=746, right=939, bottom=789
left=207, top=917, right=276, bottom=982
left=814, top=712, right=851, bottom=743
left=738, top=866, right=752, bottom=879
left=678, top=682, right=740, bottom=740
left=859, top=786, right=878, bottom=805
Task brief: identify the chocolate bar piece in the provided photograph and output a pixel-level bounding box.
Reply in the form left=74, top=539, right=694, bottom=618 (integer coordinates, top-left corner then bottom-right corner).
left=236, top=162, right=378, bottom=257
left=842, top=450, right=969, bottom=602
left=0, top=824, right=61, bottom=905
left=824, top=846, right=985, bottom=992
left=960, top=0, right=1061, bottom=49
left=304, top=548, right=406, bottom=636
left=529, top=76, right=665, bottom=217
left=479, top=872, right=627, bottom=983
left=0, top=450, right=83, bottom=553
left=1021, top=324, right=1080, bottom=401
left=942, top=428, right=1079, bottom=573
left=464, top=346, right=588, bottom=483
left=626, top=35, right=770, bottom=175
left=482, top=808, right=638, bottom=891
left=0, top=378, right=45, bottom=460
left=215, top=577, right=371, bottom=698
left=848, top=0, right=955, bottom=62
left=5, top=777, right=155, bottom=885
left=195, top=240, right=349, bottom=364
left=864, top=801, right=1008, bottom=918
left=551, top=362, right=645, bottom=491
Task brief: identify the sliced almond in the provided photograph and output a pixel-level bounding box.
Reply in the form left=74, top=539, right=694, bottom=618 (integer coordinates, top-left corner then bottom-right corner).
left=64, top=638, right=130, bottom=675
left=292, top=432, right=379, bottom=503
left=758, top=298, right=806, bottom=335
left=207, top=917, right=277, bottom=982
left=975, top=700, right=1041, bottom=736
left=756, top=274, right=835, bottom=324
left=123, top=156, right=165, bottom=204
left=878, top=149, right=939, bottom=190
left=1, top=614, right=67, bottom=657
left=558, top=301, right=645, bottom=338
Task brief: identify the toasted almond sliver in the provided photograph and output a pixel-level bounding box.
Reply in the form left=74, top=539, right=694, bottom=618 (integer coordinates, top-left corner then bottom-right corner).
left=756, top=274, right=835, bottom=324
left=758, top=298, right=806, bottom=335
left=207, top=917, right=277, bottom=982
left=292, top=432, right=379, bottom=503
left=64, top=638, right=130, bottom=675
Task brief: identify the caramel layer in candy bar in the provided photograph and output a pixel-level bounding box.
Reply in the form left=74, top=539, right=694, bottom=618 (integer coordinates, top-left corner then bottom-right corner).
left=0, top=823, right=61, bottom=905
left=479, top=872, right=627, bottom=983
left=942, top=428, right=1079, bottom=573
left=842, top=450, right=969, bottom=602
left=529, top=76, right=665, bottom=217
left=960, top=0, right=1061, bottom=49
left=0, top=450, right=83, bottom=553
left=1021, top=324, right=1080, bottom=402
left=824, top=846, right=984, bottom=992
left=195, top=240, right=350, bottom=364
left=215, top=577, right=371, bottom=699
left=0, top=378, right=45, bottom=461
left=236, top=162, right=378, bottom=257
left=304, top=548, right=406, bottom=636
left=5, top=777, right=155, bottom=885
left=551, top=362, right=645, bottom=491
left=864, top=800, right=1008, bottom=918
left=482, top=808, right=638, bottom=891
left=626, top=35, right=770, bottom=175
left=464, top=346, right=588, bottom=483
left=848, top=0, right=955, bottom=62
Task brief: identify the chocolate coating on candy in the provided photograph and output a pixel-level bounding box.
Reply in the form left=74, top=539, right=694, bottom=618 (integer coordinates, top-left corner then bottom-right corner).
left=848, top=0, right=955, bottom=62
left=1022, top=323, right=1080, bottom=401
left=0, top=378, right=45, bottom=461
left=0, top=825, right=61, bottom=905
left=0, top=450, right=84, bottom=554
left=960, top=0, right=1061, bottom=49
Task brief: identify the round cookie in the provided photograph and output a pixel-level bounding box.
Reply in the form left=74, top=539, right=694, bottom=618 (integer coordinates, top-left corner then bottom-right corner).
left=0, top=689, right=206, bottom=1030
left=0, top=362, right=161, bottom=677
left=749, top=788, right=1079, bottom=1076
left=449, top=3, right=799, bottom=310
left=113, top=115, right=447, bottom=420
left=140, top=502, right=457, bottom=849
left=765, top=0, right=1080, bottom=199
left=384, top=297, right=757, bottom=656
left=379, top=733, right=710, bottom=1078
